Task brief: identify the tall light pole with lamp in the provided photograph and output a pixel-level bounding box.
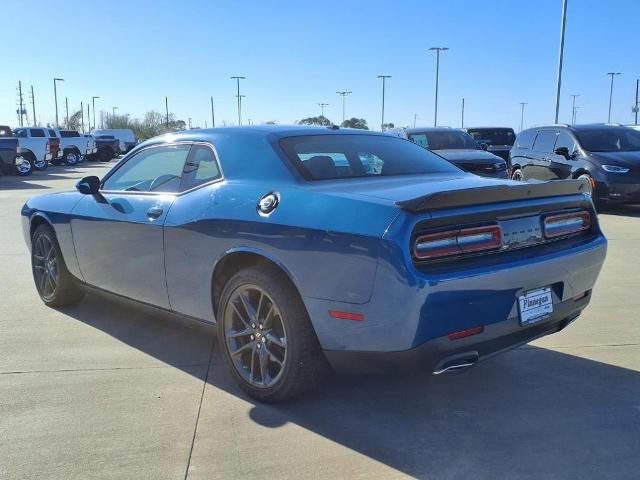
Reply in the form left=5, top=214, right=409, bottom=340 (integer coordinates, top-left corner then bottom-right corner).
left=53, top=78, right=64, bottom=127
left=428, top=47, right=448, bottom=126
left=336, top=91, right=352, bottom=124
left=607, top=72, right=621, bottom=123
left=230, top=76, right=246, bottom=125
left=377, top=75, right=391, bottom=131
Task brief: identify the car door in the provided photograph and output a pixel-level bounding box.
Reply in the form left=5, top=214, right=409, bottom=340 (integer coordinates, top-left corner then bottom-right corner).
left=71, top=143, right=192, bottom=308
left=547, top=130, right=576, bottom=180
left=529, top=129, right=557, bottom=180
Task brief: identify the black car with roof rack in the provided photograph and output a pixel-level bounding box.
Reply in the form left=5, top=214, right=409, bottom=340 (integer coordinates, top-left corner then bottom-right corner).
left=509, top=123, right=640, bottom=206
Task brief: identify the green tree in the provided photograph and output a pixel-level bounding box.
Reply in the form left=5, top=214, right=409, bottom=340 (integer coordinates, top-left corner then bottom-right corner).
left=382, top=122, right=395, bottom=130
left=297, top=115, right=332, bottom=126
left=341, top=117, right=369, bottom=130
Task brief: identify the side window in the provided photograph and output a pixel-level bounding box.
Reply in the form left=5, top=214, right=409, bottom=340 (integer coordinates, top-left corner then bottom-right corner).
left=408, top=134, right=429, bottom=148
left=14, top=129, right=26, bottom=138
left=102, top=144, right=191, bottom=193
left=532, top=130, right=557, bottom=152
left=47, top=129, right=57, bottom=137
left=181, top=145, right=221, bottom=191
left=554, top=131, right=577, bottom=153
left=515, top=129, right=537, bottom=149
left=31, top=129, right=45, bottom=138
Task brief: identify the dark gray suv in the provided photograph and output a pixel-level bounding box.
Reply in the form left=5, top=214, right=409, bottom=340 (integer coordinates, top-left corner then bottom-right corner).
left=509, top=124, right=640, bottom=206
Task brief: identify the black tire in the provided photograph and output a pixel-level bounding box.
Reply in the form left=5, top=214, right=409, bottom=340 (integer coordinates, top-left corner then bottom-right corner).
left=577, top=173, right=600, bottom=209
left=98, top=148, right=112, bottom=162
left=511, top=167, right=523, bottom=181
left=64, top=148, right=80, bottom=166
left=31, top=224, right=84, bottom=307
left=15, top=155, right=34, bottom=176
left=217, top=265, right=329, bottom=402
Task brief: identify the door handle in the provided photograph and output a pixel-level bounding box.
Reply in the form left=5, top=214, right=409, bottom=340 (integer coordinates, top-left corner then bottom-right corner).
left=147, top=206, right=163, bottom=219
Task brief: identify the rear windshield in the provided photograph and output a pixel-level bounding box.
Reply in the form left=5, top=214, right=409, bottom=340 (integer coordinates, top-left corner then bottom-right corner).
left=279, top=134, right=459, bottom=181
left=576, top=128, right=640, bottom=152
left=408, top=130, right=478, bottom=150
left=60, top=130, right=80, bottom=137
left=97, top=135, right=115, bottom=139
left=467, top=128, right=515, bottom=146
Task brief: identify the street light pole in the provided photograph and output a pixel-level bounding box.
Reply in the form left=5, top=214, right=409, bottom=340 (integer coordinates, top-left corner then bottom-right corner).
left=80, top=101, right=84, bottom=133
left=210, top=96, right=215, bottom=127
left=317, top=103, right=329, bottom=117
left=428, top=47, right=448, bottom=127
left=230, top=76, right=246, bottom=125
left=53, top=78, right=64, bottom=127
left=377, top=75, right=391, bottom=131
left=554, top=0, right=568, bottom=124
left=413, top=114, right=418, bottom=128
left=635, top=79, right=639, bottom=126
left=65, top=97, right=69, bottom=126
left=336, top=91, right=352, bottom=124
left=461, top=97, right=465, bottom=128
left=607, top=72, right=621, bottom=123
left=92, top=96, right=100, bottom=131
left=519, top=102, right=527, bottom=132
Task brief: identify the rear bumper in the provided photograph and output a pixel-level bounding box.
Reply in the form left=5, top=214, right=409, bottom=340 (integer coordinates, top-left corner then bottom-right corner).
left=324, top=294, right=587, bottom=373
left=596, top=180, right=640, bottom=204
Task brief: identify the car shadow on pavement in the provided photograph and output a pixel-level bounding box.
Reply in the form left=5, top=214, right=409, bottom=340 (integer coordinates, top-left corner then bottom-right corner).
left=60, top=292, right=640, bottom=479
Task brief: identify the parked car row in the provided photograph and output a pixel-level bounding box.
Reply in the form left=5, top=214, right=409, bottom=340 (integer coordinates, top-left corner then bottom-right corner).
left=0, top=127, right=136, bottom=177
left=390, top=123, right=640, bottom=208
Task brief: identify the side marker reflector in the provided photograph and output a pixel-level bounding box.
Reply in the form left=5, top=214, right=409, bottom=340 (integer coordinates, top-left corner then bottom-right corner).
left=329, top=310, right=365, bottom=321
left=448, top=326, right=484, bottom=340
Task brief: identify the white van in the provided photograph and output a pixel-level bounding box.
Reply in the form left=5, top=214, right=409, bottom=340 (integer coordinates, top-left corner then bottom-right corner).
left=91, top=129, right=136, bottom=154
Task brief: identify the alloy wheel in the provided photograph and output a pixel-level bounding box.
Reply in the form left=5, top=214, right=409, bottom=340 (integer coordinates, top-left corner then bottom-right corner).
left=32, top=232, right=58, bottom=301
left=66, top=152, right=78, bottom=165
left=224, top=285, right=287, bottom=388
left=16, top=160, right=32, bottom=175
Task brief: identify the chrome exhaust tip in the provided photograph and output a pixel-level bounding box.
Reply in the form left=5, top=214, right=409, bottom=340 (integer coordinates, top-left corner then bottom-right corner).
left=433, top=352, right=479, bottom=375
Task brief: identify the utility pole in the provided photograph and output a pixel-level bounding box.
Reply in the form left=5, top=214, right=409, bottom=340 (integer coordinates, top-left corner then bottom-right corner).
left=377, top=75, right=391, bottom=131
left=413, top=113, right=418, bottom=128
left=165, top=96, right=169, bottom=127
left=92, top=96, right=100, bottom=131
left=570, top=94, right=579, bottom=124
left=554, top=0, right=568, bottom=123
left=29, top=85, right=36, bottom=126
left=65, top=97, right=69, bottom=126
left=54, top=78, right=64, bottom=127
left=210, top=96, right=215, bottom=127
left=100, top=111, right=104, bottom=129
left=17, top=81, right=25, bottom=127
left=519, top=102, right=527, bottom=132
left=429, top=47, right=449, bottom=126
left=336, top=91, right=352, bottom=124
left=635, top=79, right=639, bottom=125
left=87, top=103, right=91, bottom=131
left=112, top=106, right=118, bottom=119
left=318, top=102, right=329, bottom=117
left=607, top=72, right=621, bottom=123
left=80, top=101, right=84, bottom=132
left=230, top=76, right=246, bottom=125
left=461, top=97, right=465, bottom=128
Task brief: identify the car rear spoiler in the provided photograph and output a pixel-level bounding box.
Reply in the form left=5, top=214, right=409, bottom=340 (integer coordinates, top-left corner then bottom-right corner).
left=396, top=179, right=591, bottom=213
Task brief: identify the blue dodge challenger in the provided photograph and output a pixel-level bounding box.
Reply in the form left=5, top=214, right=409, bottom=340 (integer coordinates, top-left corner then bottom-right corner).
left=22, top=126, right=607, bottom=402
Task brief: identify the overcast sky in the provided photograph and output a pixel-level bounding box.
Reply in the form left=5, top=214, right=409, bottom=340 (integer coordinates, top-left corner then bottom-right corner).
left=1, top=0, right=639, bottom=130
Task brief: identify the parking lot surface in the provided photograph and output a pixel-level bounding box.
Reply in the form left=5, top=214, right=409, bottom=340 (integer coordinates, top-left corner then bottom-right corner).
left=1, top=164, right=639, bottom=479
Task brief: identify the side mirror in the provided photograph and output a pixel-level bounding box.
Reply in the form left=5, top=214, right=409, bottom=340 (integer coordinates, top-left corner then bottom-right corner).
left=76, top=176, right=101, bottom=195
left=479, top=142, right=488, bottom=151
left=554, top=146, right=571, bottom=159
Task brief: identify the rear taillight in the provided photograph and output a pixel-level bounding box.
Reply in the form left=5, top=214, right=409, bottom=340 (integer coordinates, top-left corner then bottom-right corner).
left=414, top=224, right=502, bottom=260
left=543, top=211, right=591, bottom=239
left=45, top=141, right=50, bottom=152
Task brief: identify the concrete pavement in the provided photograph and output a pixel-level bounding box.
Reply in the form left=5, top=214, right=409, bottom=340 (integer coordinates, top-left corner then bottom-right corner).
left=1, top=163, right=639, bottom=479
